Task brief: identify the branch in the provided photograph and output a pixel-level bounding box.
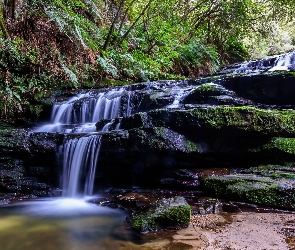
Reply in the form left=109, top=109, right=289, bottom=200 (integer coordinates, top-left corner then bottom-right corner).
left=119, top=0, right=153, bottom=43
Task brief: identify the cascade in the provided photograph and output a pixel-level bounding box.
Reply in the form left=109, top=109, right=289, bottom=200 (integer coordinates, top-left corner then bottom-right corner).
left=59, top=135, right=102, bottom=197
left=269, top=51, right=295, bottom=71
left=35, top=80, right=203, bottom=197
left=220, top=51, right=295, bottom=74
left=36, top=87, right=134, bottom=198
left=35, top=87, right=132, bottom=133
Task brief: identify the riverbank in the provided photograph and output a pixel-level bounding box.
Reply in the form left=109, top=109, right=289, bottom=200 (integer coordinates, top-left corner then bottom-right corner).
left=101, top=211, right=295, bottom=249
left=176, top=212, right=294, bottom=250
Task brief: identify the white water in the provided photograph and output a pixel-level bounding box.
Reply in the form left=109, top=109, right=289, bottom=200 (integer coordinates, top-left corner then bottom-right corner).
left=33, top=88, right=134, bottom=197
left=166, top=85, right=193, bottom=109
left=35, top=88, right=131, bottom=133
left=269, top=51, right=295, bottom=71
left=229, top=51, right=295, bottom=74
left=60, top=135, right=102, bottom=197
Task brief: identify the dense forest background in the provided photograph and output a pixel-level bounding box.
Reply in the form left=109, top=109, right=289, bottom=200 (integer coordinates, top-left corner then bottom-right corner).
left=0, top=0, right=294, bottom=118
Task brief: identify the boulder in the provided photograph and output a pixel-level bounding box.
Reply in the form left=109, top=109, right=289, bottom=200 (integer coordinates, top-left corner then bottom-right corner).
left=202, top=164, right=295, bottom=209
left=130, top=196, right=191, bottom=233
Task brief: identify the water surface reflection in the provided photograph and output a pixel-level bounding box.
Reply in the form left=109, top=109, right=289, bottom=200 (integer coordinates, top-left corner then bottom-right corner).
left=0, top=198, right=128, bottom=250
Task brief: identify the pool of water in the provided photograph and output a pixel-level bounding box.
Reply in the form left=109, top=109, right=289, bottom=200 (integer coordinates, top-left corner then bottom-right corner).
left=0, top=198, right=134, bottom=250
left=0, top=197, right=194, bottom=250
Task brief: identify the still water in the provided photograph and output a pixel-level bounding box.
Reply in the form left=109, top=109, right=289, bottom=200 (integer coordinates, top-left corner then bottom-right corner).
left=0, top=198, right=132, bottom=250
left=0, top=198, right=193, bottom=250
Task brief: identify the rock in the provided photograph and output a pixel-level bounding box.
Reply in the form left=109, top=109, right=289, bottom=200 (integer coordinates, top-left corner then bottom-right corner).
left=121, top=106, right=295, bottom=137
left=175, top=168, right=231, bottom=180
left=159, top=178, right=200, bottom=189
left=202, top=166, right=295, bottom=209
left=130, top=196, right=191, bottom=233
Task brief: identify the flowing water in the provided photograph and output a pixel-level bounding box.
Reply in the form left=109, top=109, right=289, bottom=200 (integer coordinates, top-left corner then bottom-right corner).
left=9, top=50, right=295, bottom=249
left=2, top=88, right=139, bottom=250
left=34, top=87, right=132, bottom=133
left=220, top=50, right=295, bottom=74
left=0, top=198, right=133, bottom=250
left=60, top=135, right=102, bottom=197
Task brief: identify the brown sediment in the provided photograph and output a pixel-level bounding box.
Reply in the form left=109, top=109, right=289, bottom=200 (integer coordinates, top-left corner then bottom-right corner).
left=172, top=212, right=295, bottom=250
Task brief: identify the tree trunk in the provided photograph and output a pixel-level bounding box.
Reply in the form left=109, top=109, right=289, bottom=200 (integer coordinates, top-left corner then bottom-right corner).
left=102, top=0, right=125, bottom=51
left=0, top=0, right=9, bottom=38
left=4, top=0, right=15, bottom=19
left=14, top=0, right=27, bottom=21
left=120, top=0, right=153, bottom=43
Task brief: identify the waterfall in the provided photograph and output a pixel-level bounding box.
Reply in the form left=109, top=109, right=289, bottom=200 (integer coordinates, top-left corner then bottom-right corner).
left=60, top=135, right=102, bottom=197
left=35, top=81, right=190, bottom=197
left=34, top=87, right=134, bottom=197
left=35, top=88, right=131, bottom=133
left=219, top=51, right=295, bottom=74
left=269, top=51, right=295, bottom=71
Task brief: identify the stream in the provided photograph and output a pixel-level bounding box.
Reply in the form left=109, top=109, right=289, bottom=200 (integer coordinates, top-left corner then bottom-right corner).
left=1, top=51, right=295, bottom=250
left=0, top=198, right=130, bottom=250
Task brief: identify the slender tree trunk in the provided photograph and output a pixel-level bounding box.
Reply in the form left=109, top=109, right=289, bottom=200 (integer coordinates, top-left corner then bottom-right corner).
left=4, top=0, right=15, bottom=19
left=207, top=19, right=211, bottom=44
left=0, top=0, right=9, bottom=38
left=118, top=0, right=136, bottom=35
left=120, top=0, right=153, bottom=43
left=102, top=0, right=125, bottom=51
left=14, top=0, right=27, bottom=21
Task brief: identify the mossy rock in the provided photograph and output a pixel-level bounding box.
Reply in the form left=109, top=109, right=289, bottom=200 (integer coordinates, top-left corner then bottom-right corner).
left=183, top=83, right=235, bottom=104
left=264, top=138, right=295, bottom=155
left=130, top=196, right=191, bottom=233
left=203, top=174, right=295, bottom=209
left=122, top=106, right=295, bottom=137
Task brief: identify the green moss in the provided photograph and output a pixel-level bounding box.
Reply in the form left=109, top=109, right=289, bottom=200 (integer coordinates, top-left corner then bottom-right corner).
left=264, top=138, right=295, bottom=154
left=131, top=205, right=191, bottom=232
left=0, top=122, right=27, bottom=149
left=161, top=205, right=191, bottom=226
left=185, top=106, right=295, bottom=133
left=131, top=214, right=157, bottom=232
left=227, top=182, right=277, bottom=205
left=203, top=175, right=295, bottom=208
left=197, top=83, right=219, bottom=92
left=184, top=138, right=198, bottom=152
left=270, top=172, right=295, bottom=179
left=130, top=197, right=191, bottom=233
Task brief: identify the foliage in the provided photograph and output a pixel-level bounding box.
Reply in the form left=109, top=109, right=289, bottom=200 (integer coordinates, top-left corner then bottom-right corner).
left=176, top=39, right=220, bottom=76
left=0, top=0, right=295, bottom=117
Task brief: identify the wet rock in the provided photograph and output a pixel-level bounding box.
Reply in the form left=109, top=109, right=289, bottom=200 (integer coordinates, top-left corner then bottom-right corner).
left=121, top=106, right=295, bottom=137
left=219, top=72, right=295, bottom=106
left=174, top=168, right=231, bottom=180
left=191, top=198, right=223, bottom=215
left=26, top=132, right=64, bottom=153
left=129, top=196, right=191, bottom=234
left=202, top=170, right=295, bottom=209
left=159, top=178, right=200, bottom=190
left=182, top=82, right=236, bottom=105
left=222, top=202, right=242, bottom=213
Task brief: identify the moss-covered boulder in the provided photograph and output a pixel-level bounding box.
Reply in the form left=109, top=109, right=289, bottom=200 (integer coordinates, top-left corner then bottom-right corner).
left=130, top=196, right=191, bottom=234
left=202, top=165, right=295, bottom=209
left=120, top=106, right=295, bottom=137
